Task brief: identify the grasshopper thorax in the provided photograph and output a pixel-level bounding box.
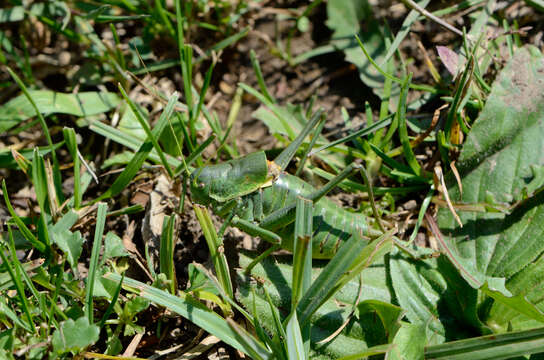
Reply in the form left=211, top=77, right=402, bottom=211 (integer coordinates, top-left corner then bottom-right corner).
left=190, top=151, right=278, bottom=204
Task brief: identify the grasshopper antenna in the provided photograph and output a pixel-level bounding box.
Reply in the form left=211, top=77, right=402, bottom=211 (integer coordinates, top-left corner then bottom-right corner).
left=273, top=108, right=324, bottom=171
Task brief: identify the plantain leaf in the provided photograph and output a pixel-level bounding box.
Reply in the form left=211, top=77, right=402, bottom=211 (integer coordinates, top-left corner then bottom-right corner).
left=387, top=322, right=426, bottom=360
left=437, top=46, right=544, bottom=331
left=0, top=90, right=120, bottom=132
left=389, top=248, right=478, bottom=345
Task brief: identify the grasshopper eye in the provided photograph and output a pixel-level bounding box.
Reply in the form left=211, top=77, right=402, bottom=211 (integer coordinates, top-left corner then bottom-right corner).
left=198, top=182, right=206, bottom=189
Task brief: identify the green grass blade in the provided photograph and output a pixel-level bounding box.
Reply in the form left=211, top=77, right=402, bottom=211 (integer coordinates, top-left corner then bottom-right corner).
left=92, top=92, right=179, bottom=203
left=204, top=27, right=249, bottom=59
left=31, top=150, right=52, bottom=250
left=250, top=290, right=284, bottom=359
left=250, top=50, right=275, bottom=104
left=62, top=127, right=81, bottom=209
left=295, top=114, right=326, bottom=177
left=310, top=166, right=427, bottom=195
left=31, top=149, right=48, bottom=214
left=296, top=232, right=369, bottom=326
left=118, top=85, right=175, bottom=178
left=130, top=28, right=249, bottom=75
left=337, top=344, right=391, bottom=360
left=88, top=120, right=181, bottom=168
left=193, top=205, right=233, bottom=298
left=154, top=0, right=175, bottom=38
left=355, top=35, right=439, bottom=94
left=180, top=45, right=195, bottom=141
left=262, top=288, right=288, bottom=359
left=0, top=227, right=35, bottom=333
left=226, top=318, right=272, bottom=360
left=0, top=90, right=120, bottom=133
left=274, top=109, right=323, bottom=171
left=309, top=115, right=393, bottom=156
left=6, top=67, right=63, bottom=203
left=104, top=273, right=272, bottom=359
left=408, top=187, right=434, bottom=244
left=425, top=326, right=544, bottom=359
left=298, top=231, right=394, bottom=326
left=368, top=143, right=429, bottom=183
left=286, top=312, right=307, bottom=360
left=397, top=73, right=425, bottom=177
left=2, top=180, right=45, bottom=253
left=105, top=204, right=144, bottom=218
left=382, top=0, right=431, bottom=64
left=6, top=229, right=47, bottom=317
left=184, top=133, right=216, bottom=168
left=192, top=59, right=215, bottom=126
left=291, top=197, right=312, bottom=311
left=175, top=0, right=185, bottom=52
left=526, top=0, right=544, bottom=11
left=159, top=215, right=176, bottom=294
left=85, top=202, right=107, bottom=323
left=98, top=273, right=124, bottom=330
left=0, top=297, right=32, bottom=332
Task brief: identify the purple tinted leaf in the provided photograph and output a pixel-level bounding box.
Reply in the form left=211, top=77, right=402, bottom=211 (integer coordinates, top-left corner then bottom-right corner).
left=437, top=46, right=459, bottom=76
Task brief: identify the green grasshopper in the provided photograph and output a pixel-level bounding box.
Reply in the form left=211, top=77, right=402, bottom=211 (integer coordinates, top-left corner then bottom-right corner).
left=189, top=112, right=385, bottom=260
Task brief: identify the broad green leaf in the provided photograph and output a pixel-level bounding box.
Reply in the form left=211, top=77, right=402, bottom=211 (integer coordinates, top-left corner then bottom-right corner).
left=252, top=103, right=305, bottom=138
left=237, top=251, right=393, bottom=359
left=51, top=316, right=99, bottom=355
left=101, top=151, right=140, bottom=168
left=124, top=296, right=150, bottom=318
left=437, top=46, right=544, bottom=330
left=118, top=102, right=148, bottom=140
left=326, top=0, right=399, bottom=102
left=0, top=2, right=69, bottom=24
left=103, top=232, right=129, bottom=262
left=91, top=268, right=118, bottom=299
left=0, top=6, right=24, bottom=23
left=0, top=90, right=120, bottom=133
left=51, top=210, right=79, bottom=233
left=251, top=101, right=350, bottom=169
left=51, top=230, right=83, bottom=271
left=389, top=248, right=476, bottom=344
left=356, top=300, right=404, bottom=342
left=186, top=263, right=220, bottom=294
left=387, top=322, right=426, bottom=360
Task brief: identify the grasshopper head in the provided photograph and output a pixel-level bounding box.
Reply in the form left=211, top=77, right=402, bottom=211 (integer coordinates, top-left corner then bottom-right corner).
left=189, top=164, right=226, bottom=205
left=189, top=151, right=275, bottom=204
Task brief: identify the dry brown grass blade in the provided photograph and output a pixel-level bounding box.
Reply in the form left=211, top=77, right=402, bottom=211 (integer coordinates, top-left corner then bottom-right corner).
left=450, top=160, right=463, bottom=196
left=434, top=165, right=463, bottom=227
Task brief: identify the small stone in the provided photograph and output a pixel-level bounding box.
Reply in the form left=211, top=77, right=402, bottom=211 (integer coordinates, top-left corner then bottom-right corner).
left=58, top=51, right=71, bottom=66
left=403, top=200, right=417, bottom=211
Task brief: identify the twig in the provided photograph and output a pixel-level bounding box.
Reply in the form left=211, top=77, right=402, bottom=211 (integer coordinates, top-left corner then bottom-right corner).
left=400, top=0, right=464, bottom=37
